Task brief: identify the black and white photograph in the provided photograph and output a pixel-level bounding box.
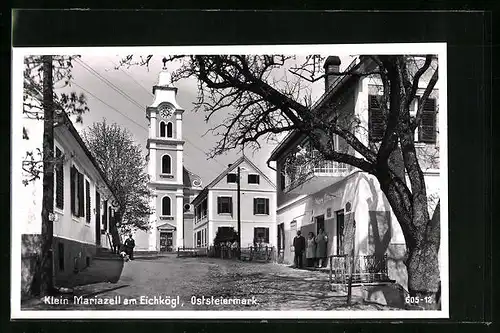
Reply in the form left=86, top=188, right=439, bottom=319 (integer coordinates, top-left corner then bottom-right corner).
left=11, top=43, right=448, bottom=319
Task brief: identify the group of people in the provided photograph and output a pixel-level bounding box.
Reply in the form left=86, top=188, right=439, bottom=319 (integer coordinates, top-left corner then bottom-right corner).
left=116, top=234, right=135, bottom=260
left=292, top=229, right=328, bottom=269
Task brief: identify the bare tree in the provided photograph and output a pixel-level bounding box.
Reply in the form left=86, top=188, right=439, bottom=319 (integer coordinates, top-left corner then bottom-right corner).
left=82, top=120, right=152, bottom=238
left=23, top=55, right=89, bottom=296
left=120, top=54, right=440, bottom=308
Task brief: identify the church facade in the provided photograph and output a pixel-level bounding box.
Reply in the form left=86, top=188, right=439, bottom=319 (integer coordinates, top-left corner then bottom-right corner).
left=133, top=67, right=203, bottom=252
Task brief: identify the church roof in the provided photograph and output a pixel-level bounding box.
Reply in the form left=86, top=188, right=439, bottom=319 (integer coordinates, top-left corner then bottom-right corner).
left=183, top=167, right=203, bottom=189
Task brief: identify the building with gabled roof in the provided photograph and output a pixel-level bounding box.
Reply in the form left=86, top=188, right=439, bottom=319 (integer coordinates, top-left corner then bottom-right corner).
left=191, top=155, right=276, bottom=248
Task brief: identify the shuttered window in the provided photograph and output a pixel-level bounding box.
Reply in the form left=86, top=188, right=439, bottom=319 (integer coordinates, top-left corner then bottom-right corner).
left=103, top=200, right=108, bottom=231
left=85, top=180, right=91, bottom=223
left=418, top=98, right=437, bottom=143
left=78, top=172, right=84, bottom=217
left=70, top=166, right=84, bottom=217
left=55, top=147, right=64, bottom=209
left=253, top=198, right=270, bottom=215
left=368, top=95, right=385, bottom=142
left=217, top=197, right=232, bottom=214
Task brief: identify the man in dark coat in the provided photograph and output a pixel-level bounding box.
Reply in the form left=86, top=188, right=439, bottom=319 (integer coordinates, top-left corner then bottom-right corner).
left=124, top=234, right=135, bottom=260
left=293, top=230, right=306, bottom=269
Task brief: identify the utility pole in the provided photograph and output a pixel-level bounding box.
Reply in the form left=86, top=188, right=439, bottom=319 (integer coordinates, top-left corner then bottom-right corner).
left=237, top=166, right=241, bottom=259
left=33, top=55, right=55, bottom=296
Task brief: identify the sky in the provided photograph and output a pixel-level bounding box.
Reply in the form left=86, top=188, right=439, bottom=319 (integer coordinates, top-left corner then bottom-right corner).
left=58, top=54, right=354, bottom=186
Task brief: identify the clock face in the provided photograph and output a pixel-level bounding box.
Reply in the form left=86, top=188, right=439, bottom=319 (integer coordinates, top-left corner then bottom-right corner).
left=158, top=104, right=174, bottom=118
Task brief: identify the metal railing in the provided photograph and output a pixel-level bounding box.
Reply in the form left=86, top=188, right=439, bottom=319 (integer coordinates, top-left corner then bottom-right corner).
left=284, top=160, right=350, bottom=192
left=328, top=254, right=389, bottom=284
left=208, top=245, right=275, bottom=262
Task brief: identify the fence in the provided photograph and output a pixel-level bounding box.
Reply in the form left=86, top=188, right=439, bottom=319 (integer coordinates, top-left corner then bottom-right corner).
left=177, top=247, right=208, bottom=258
left=208, top=245, right=275, bottom=262
left=328, top=254, right=390, bottom=284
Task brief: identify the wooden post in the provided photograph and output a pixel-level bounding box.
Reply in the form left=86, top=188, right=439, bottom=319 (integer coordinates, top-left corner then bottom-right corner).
left=329, top=256, right=333, bottom=285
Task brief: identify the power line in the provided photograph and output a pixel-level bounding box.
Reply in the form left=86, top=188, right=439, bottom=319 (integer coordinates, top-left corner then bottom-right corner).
left=107, top=57, right=154, bottom=97
left=75, top=58, right=145, bottom=111
left=71, top=81, right=148, bottom=131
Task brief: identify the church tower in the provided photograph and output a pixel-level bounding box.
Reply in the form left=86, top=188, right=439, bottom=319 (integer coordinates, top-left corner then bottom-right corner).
left=144, top=59, right=203, bottom=252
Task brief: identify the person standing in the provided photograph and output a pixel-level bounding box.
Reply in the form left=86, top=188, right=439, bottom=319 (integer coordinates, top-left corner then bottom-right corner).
left=306, top=232, right=317, bottom=267
left=293, top=230, right=306, bottom=269
left=124, top=234, right=135, bottom=260
left=315, top=228, right=328, bottom=268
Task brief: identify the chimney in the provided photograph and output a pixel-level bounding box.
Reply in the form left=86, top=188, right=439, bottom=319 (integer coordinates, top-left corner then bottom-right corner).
left=228, top=164, right=232, bottom=168
left=323, top=56, right=341, bottom=91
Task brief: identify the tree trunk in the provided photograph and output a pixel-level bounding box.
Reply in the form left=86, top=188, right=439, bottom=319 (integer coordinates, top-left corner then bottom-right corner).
left=30, top=55, right=55, bottom=296
left=379, top=175, right=441, bottom=310
left=406, top=200, right=441, bottom=310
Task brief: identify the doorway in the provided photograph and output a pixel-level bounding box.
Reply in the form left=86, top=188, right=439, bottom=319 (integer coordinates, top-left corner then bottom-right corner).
left=160, top=232, right=173, bottom=252
left=315, top=215, right=325, bottom=234
left=336, top=210, right=345, bottom=255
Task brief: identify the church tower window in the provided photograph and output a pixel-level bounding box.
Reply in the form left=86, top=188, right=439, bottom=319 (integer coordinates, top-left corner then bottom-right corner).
left=167, top=122, right=173, bottom=138
left=162, top=154, right=172, bottom=174
left=159, top=121, right=166, bottom=137
left=162, top=196, right=171, bottom=216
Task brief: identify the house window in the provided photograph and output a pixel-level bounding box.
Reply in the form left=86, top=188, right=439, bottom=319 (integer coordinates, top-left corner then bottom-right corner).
left=162, top=155, right=172, bottom=174
left=196, top=230, right=202, bottom=247
left=368, top=95, right=385, bottom=142
left=159, top=121, right=166, bottom=137
left=253, top=198, right=270, bottom=215
left=102, top=200, right=108, bottom=231
left=248, top=174, right=260, bottom=184
left=54, top=147, right=64, bottom=210
left=254, top=227, right=269, bottom=244
left=227, top=173, right=237, bottom=183
left=217, top=197, right=232, bottom=214
left=85, top=180, right=91, bottom=223
left=202, top=198, right=207, bottom=217
left=70, top=166, right=84, bottom=217
left=418, top=97, right=437, bottom=143
left=167, top=122, right=173, bottom=138
left=162, top=196, right=172, bottom=216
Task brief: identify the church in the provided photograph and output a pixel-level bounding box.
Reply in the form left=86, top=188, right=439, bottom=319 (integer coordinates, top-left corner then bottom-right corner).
left=133, top=62, right=203, bottom=253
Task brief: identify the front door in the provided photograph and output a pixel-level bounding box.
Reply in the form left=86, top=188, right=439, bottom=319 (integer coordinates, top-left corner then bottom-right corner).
left=95, top=191, right=101, bottom=246
left=160, top=232, right=174, bottom=252
left=336, top=210, right=345, bottom=254
left=315, top=215, right=325, bottom=234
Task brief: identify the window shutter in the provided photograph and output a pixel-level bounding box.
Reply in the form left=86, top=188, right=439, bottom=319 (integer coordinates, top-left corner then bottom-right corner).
left=78, top=172, right=84, bottom=217
left=253, top=198, right=257, bottom=215
left=265, top=199, right=269, bottom=215
left=418, top=98, right=437, bottom=143
left=85, top=180, right=91, bottom=223
left=103, top=200, right=108, bottom=231
left=265, top=228, right=269, bottom=243
left=217, top=198, right=221, bottom=214
left=368, top=95, right=385, bottom=142
left=55, top=148, right=64, bottom=209
left=228, top=197, right=233, bottom=214
left=70, top=166, right=75, bottom=214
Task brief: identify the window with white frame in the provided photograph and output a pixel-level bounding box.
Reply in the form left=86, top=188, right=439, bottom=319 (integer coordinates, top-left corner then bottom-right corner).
left=254, top=227, right=270, bottom=244
left=162, top=155, right=172, bottom=174
left=227, top=173, right=237, bottom=183
left=166, top=122, right=173, bottom=138
left=253, top=198, right=270, bottom=215
left=217, top=196, right=232, bottom=214
left=162, top=196, right=172, bottom=216
left=248, top=174, right=260, bottom=184
left=70, top=165, right=84, bottom=218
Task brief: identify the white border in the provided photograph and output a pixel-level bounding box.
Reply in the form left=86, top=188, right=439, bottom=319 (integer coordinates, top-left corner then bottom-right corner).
left=11, top=43, right=448, bottom=319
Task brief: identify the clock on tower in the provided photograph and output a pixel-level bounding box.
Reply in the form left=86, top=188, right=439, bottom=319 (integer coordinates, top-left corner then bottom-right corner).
left=158, top=103, right=174, bottom=118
